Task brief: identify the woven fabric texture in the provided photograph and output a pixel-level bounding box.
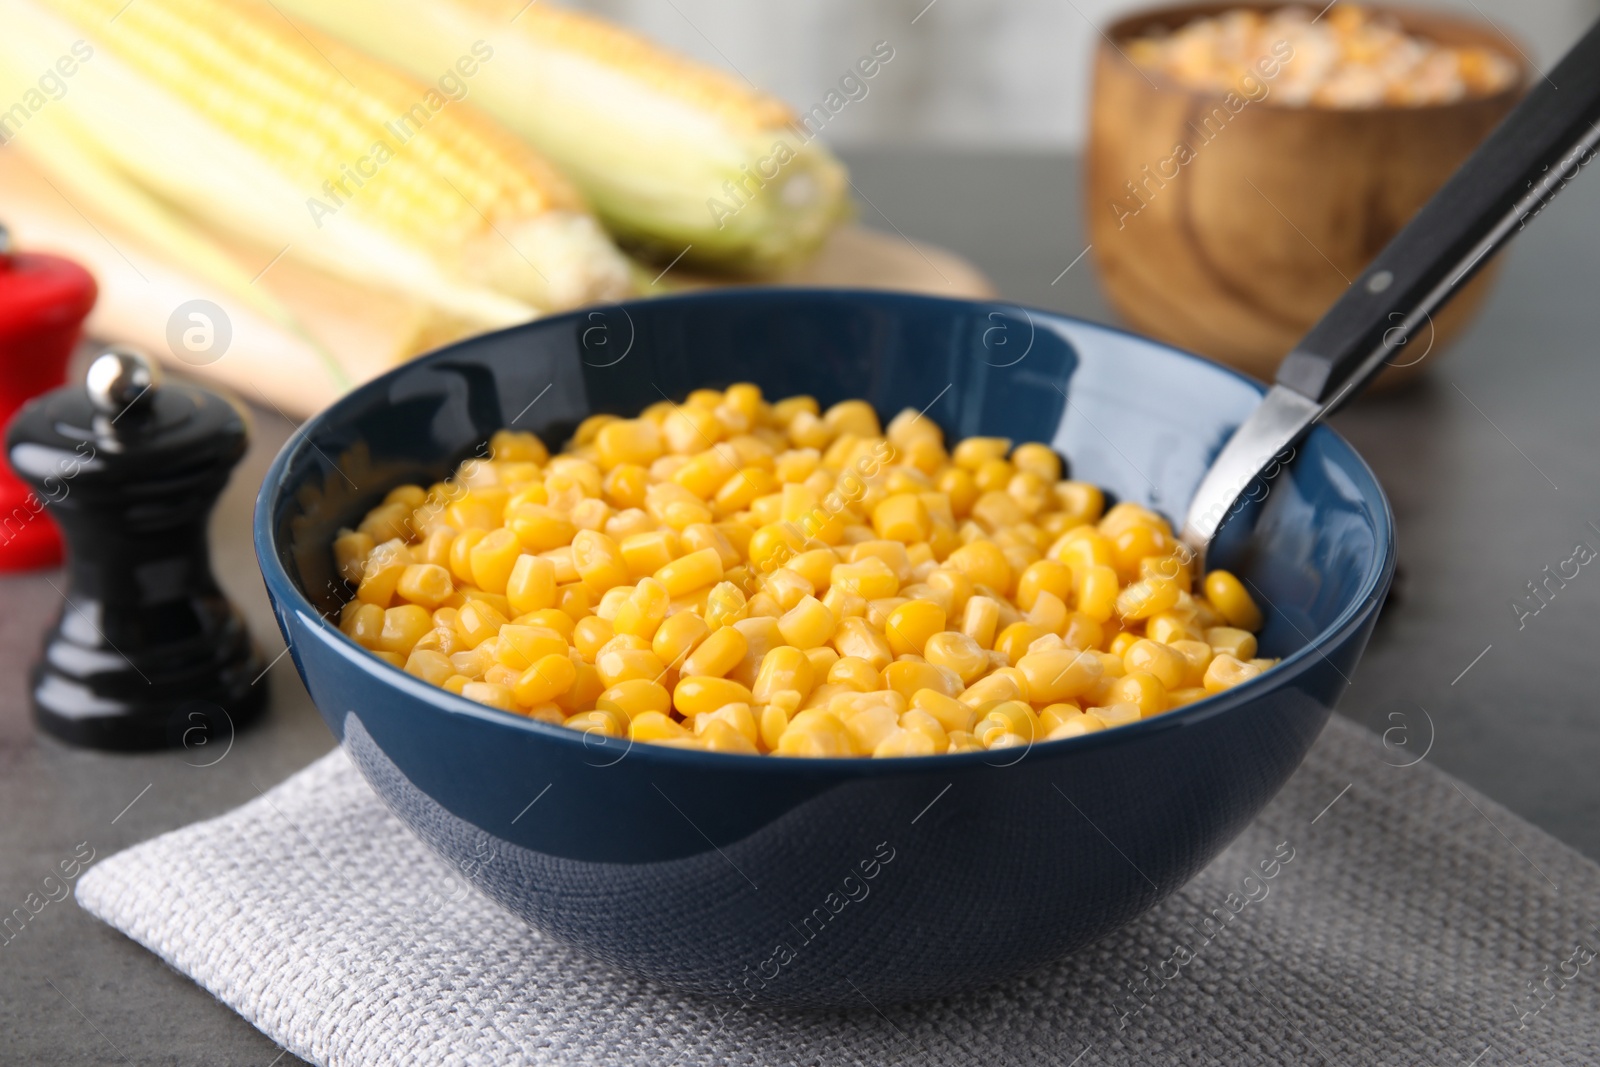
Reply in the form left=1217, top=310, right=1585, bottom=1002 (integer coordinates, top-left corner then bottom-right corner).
left=75, top=715, right=1600, bottom=1067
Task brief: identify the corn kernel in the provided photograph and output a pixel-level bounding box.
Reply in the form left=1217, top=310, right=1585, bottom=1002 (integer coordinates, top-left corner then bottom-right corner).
left=1203, top=653, right=1264, bottom=693
left=655, top=547, right=724, bottom=597
left=1204, top=570, right=1264, bottom=631
left=674, top=676, right=755, bottom=716
left=831, top=617, right=894, bottom=671
left=777, top=595, right=837, bottom=650
left=1206, top=626, right=1259, bottom=660
left=599, top=679, right=672, bottom=720
left=514, top=653, right=578, bottom=705
left=753, top=646, right=815, bottom=704
left=461, top=681, right=515, bottom=710
left=681, top=625, right=748, bottom=678
left=1018, top=648, right=1102, bottom=703
left=1125, top=638, right=1187, bottom=689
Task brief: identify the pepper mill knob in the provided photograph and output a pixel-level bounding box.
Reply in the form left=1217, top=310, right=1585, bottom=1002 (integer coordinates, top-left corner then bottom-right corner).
left=85, top=346, right=162, bottom=417
left=5, top=345, right=267, bottom=750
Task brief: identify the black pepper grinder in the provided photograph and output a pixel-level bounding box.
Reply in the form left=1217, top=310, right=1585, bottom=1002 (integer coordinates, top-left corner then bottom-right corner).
left=6, top=346, right=267, bottom=750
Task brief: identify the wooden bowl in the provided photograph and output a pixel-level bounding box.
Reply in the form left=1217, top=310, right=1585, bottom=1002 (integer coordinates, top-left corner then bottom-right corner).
left=1086, top=2, right=1526, bottom=386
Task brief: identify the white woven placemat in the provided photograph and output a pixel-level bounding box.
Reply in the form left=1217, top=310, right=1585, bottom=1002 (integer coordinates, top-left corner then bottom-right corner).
left=76, top=714, right=1600, bottom=1067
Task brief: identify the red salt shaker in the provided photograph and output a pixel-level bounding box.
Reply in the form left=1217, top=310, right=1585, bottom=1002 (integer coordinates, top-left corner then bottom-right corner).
left=0, top=222, right=98, bottom=571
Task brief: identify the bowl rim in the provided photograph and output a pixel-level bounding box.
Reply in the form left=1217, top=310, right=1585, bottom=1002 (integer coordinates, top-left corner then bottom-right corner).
left=1098, top=0, right=1530, bottom=114
left=254, top=285, right=1397, bottom=777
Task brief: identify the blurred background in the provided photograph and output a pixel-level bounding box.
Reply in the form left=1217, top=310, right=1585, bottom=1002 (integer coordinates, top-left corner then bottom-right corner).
left=576, top=0, right=1597, bottom=148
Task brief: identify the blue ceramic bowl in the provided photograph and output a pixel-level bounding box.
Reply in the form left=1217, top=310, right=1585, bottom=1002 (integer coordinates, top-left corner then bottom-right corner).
left=255, top=288, right=1393, bottom=1006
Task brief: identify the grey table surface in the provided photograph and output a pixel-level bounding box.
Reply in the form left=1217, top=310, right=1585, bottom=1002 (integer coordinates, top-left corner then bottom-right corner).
left=2, top=149, right=1597, bottom=1065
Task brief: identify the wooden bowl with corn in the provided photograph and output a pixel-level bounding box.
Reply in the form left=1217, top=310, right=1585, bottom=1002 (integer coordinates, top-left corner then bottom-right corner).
left=1086, top=2, right=1527, bottom=386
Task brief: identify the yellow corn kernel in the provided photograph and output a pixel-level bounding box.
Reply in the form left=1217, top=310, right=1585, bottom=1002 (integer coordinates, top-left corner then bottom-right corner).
left=334, top=529, right=376, bottom=584
left=670, top=448, right=738, bottom=501
left=873, top=727, right=938, bottom=758
left=1036, top=702, right=1082, bottom=733
left=872, top=492, right=930, bottom=543
left=506, top=554, right=558, bottom=616
left=571, top=530, right=630, bottom=593
left=702, top=581, right=749, bottom=631
left=959, top=595, right=1001, bottom=649
left=494, top=625, right=568, bottom=671
left=831, top=617, right=894, bottom=671
left=556, top=661, right=605, bottom=712
left=1203, top=653, right=1263, bottom=693
left=674, top=676, right=755, bottom=716
left=650, top=610, right=707, bottom=669
left=446, top=529, right=486, bottom=585
left=994, top=622, right=1050, bottom=666
left=946, top=541, right=1012, bottom=594
left=1146, top=611, right=1198, bottom=644
left=1116, top=577, right=1181, bottom=621
left=837, top=702, right=897, bottom=753
left=461, top=682, right=515, bottom=710
left=761, top=568, right=814, bottom=612
left=557, top=583, right=594, bottom=622
left=740, top=645, right=808, bottom=710
left=404, top=648, right=454, bottom=686
left=959, top=668, right=1027, bottom=708
left=513, top=653, right=578, bottom=706
left=629, top=710, right=689, bottom=742
left=1010, top=442, right=1062, bottom=482
left=371, top=604, right=428, bottom=655
left=1069, top=564, right=1115, bottom=623
left=392, top=563, right=451, bottom=608
left=572, top=615, right=614, bottom=661
left=357, top=541, right=409, bottom=607
left=598, top=679, right=671, bottom=720
left=1141, top=553, right=1193, bottom=593
left=1013, top=560, right=1071, bottom=613
left=777, top=595, right=838, bottom=650
left=1044, top=713, right=1101, bottom=741
left=978, top=700, right=1038, bottom=742
left=1124, top=638, right=1187, bottom=689
left=1206, top=626, right=1259, bottom=660
left=1027, top=590, right=1068, bottom=635
left=507, top=505, right=577, bottom=553
left=681, top=625, right=748, bottom=678
left=1110, top=671, right=1168, bottom=717
left=453, top=600, right=509, bottom=649
left=595, top=419, right=663, bottom=470
left=923, top=630, right=989, bottom=683
left=596, top=648, right=667, bottom=689
left=612, top=577, right=671, bottom=640
left=757, top=701, right=791, bottom=751
left=1167, top=687, right=1209, bottom=709
left=655, top=547, right=724, bottom=597
left=1017, top=648, right=1102, bottom=704
left=489, top=429, right=547, bottom=464
left=883, top=600, right=946, bottom=658
left=884, top=660, right=959, bottom=701
left=1168, top=639, right=1214, bottom=687
left=820, top=399, right=878, bottom=438
left=341, top=601, right=385, bottom=648
left=912, top=688, right=978, bottom=733
left=602, top=465, right=650, bottom=511
left=442, top=674, right=471, bottom=696
left=830, top=558, right=900, bottom=600
left=951, top=436, right=1010, bottom=470
left=694, top=706, right=761, bottom=752
left=566, top=708, right=626, bottom=738
left=1204, top=570, right=1264, bottom=631
left=1108, top=631, right=1139, bottom=657
left=828, top=656, right=882, bottom=693
left=1088, top=702, right=1142, bottom=729
left=775, top=709, right=852, bottom=757
left=1053, top=482, right=1105, bottom=526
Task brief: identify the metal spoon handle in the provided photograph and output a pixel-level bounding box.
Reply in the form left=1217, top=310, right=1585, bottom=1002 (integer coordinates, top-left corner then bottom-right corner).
left=1183, top=15, right=1600, bottom=554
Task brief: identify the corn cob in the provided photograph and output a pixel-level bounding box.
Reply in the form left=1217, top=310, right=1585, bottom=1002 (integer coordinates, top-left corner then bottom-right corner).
left=1, top=0, right=632, bottom=328
left=267, top=0, right=851, bottom=274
